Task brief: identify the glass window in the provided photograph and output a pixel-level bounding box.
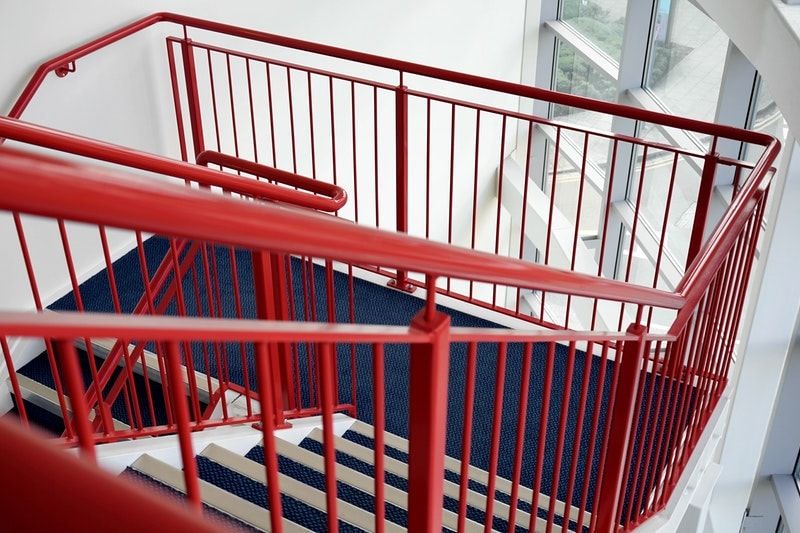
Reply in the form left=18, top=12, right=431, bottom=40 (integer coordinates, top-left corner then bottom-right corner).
left=560, top=0, right=628, bottom=62
left=746, top=79, right=789, bottom=169
left=647, top=0, right=728, bottom=123
left=553, top=40, right=617, bottom=120
left=545, top=139, right=604, bottom=239
left=552, top=39, right=616, bottom=167
left=618, top=227, right=675, bottom=330
left=628, top=123, right=701, bottom=270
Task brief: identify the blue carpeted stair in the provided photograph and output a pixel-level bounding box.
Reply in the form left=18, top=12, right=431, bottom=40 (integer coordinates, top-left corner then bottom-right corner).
left=123, top=465, right=257, bottom=531
left=196, top=454, right=362, bottom=532
left=9, top=343, right=205, bottom=432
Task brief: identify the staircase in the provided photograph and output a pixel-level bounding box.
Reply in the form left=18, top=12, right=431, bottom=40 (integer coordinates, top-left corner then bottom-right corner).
left=0, top=11, right=780, bottom=533
left=10, top=379, right=590, bottom=533
left=6, top=289, right=593, bottom=532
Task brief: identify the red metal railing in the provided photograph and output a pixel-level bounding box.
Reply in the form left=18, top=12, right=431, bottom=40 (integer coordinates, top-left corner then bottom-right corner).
left=0, top=12, right=780, bottom=533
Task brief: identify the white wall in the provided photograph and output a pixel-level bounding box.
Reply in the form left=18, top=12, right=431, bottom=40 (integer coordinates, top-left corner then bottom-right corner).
left=0, top=0, right=527, bottom=312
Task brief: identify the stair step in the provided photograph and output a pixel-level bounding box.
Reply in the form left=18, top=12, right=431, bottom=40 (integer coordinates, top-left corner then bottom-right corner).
left=270, top=439, right=483, bottom=532
left=6, top=396, right=65, bottom=436
left=346, top=420, right=591, bottom=528
left=298, top=428, right=559, bottom=532
left=76, top=338, right=216, bottom=404
left=13, top=374, right=129, bottom=431
left=201, top=443, right=395, bottom=532
left=130, top=453, right=279, bottom=532
left=122, top=467, right=255, bottom=531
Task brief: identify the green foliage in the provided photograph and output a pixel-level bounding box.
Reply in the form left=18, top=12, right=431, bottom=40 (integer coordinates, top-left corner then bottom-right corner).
left=648, top=41, right=692, bottom=86
left=554, top=0, right=692, bottom=116
left=553, top=0, right=623, bottom=117
left=553, top=40, right=617, bottom=118
left=561, top=0, right=625, bottom=59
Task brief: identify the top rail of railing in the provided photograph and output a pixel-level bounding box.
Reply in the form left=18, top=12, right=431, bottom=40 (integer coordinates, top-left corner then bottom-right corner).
left=0, top=117, right=347, bottom=212
left=3, top=12, right=778, bottom=148
left=0, top=145, right=683, bottom=310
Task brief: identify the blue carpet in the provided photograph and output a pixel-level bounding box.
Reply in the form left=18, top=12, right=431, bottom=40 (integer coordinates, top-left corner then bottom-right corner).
left=6, top=399, right=65, bottom=436
left=123, top=466, right=256, bottom=531
left=16, top=346, right=204, bottom=430
left=31, top=235, right=694, bottom=524
left=274, top=452, right=410, bottom=528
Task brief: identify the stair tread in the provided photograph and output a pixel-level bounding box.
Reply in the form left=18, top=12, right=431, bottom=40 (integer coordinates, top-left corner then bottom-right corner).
left=268, top=435, right=481, bottom=532
left=76, top=337, right=216, bottom=403
left=348, top=420, right=590, bottom=527
left=131, top=453, right=293, bottom=532
left=123, top=466, right=257, bottom=532
left=303, top=428, right=574, bottom=532
left=15, top=374, right=130, bottom=431
left=202, top=443, right=400, bottom=533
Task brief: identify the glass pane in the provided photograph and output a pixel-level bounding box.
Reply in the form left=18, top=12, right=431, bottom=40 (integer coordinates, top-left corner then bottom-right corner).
left=545, top=138, right=604, bottom=239
left=628, top=123, right=702, bottom=271
left=647, top=0, right=728, bottom=123
left=560, top=0, right=628, bottom=62
left=619, top=226, right=656, bottom=286
left=553, top=40, right=617, bottom=119
left=552, top=40, right=616, bottom=167
left=746, top=79, right=788, bottom=168
left=618, top=227, right=675, bottom=331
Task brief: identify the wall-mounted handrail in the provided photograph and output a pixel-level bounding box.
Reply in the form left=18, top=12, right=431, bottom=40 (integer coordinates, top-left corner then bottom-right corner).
left=4, top=12, right=777, bottom=148
left=0, top=117, right=344, bottom=212
left=0, top=145, right=684, bottom=310
left=196, top=150, right=347, bottom=212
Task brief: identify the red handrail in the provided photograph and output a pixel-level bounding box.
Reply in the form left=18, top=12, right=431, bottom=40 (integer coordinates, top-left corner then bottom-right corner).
left=0, top=417, right=227, bottom=533
left=4, top=10, right=780, bottom=321
left=0, top=310, right=431, bottom=344
left=672, top=139, right=780, bottom=335
left=0, top=117, right=344, bottom=212
left=196, top=150, right=347, bottom=212
left=0, top=145, right=683, bottom=309
left=5, top=12, right=776, bottom=147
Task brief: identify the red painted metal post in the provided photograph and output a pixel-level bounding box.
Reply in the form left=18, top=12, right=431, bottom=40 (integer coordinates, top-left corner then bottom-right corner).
left=270, top=252, right=297, bottom=413
left=594, top=323, right=646, bottom=533
left=686, top=152, right=719, bottom=268
left=54, top=339, right=96, bottom=462
left=318, top=342, right=339, bottom=532
left=407, top=307, right=451, bottom=532
left=163, top=340, right=202, bottom=511
left=252, top=250, right=288, bottom=428
left=389, top=83, right=415, bottom=293
left=254, top=341, right=284, bottom=533
left=180, top=39, right=205, bottom=160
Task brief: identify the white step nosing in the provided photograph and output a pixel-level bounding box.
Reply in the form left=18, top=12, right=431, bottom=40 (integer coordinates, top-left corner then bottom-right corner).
left=130, top=453, right=296, bottom=532
left=349, top=419, right=591, bottom=527
left=307, top=428, right=574, bottom=533
left=201, top=443, right=404, bottom=533
left=76, top=338, right=215, bottom=403
left=15, top=374, right=130, bottom=431
left=272, top=435, right=484, bottom=533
